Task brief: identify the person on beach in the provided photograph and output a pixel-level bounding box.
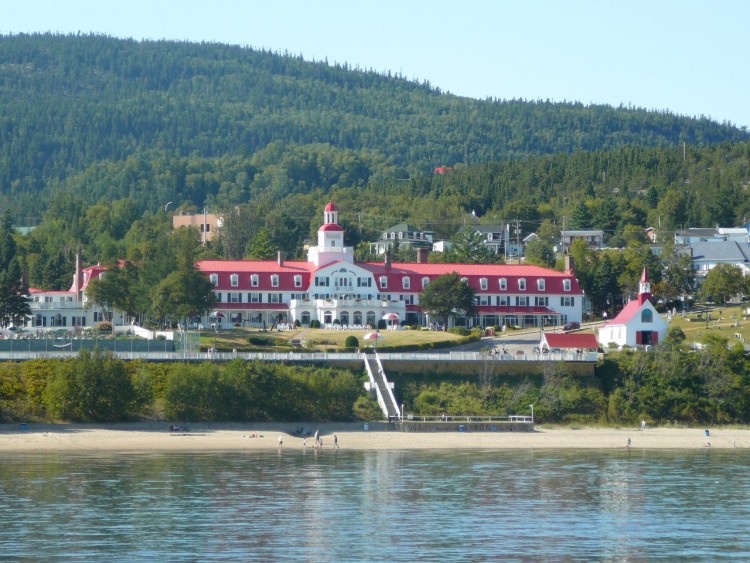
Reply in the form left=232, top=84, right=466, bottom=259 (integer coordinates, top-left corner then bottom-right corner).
left=278, top=436, right=283, bottom=448
left=626, top=437, right=631, bottom=448
left=640, top=420, right=646, bottom=431
left=303, top=437, right=307, bottom=448
left=333, top=434, right=339, bottom=448
left=314, top=429, right=320, bottom=447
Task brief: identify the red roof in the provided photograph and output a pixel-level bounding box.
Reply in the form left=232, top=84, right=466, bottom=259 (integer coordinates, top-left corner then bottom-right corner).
left=543, top=333, right=599, bottom=350
left=601, top=300, right=641, bottom=327
left=319, top=223, right=344, bottom=232
left=358, top=262, right=583, bottom=295
left=195, top=259, right=583, bottom=295
left=324, top=201, right=338, bottom=212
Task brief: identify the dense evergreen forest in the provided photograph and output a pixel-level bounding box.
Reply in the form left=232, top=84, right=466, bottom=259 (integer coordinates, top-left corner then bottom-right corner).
left=3, top=33, right=750, bottom=311
left=1, top=33, right=748, bottom=223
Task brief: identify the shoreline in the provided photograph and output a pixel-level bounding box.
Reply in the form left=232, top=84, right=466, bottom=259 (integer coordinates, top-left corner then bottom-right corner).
left=1, top=423, right=748, bottom=452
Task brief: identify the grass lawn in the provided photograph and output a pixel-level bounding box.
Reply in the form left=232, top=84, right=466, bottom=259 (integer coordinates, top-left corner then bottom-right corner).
left=199, top=326, right=463, bottom=352
left=665, top=303, right=750, bottom=345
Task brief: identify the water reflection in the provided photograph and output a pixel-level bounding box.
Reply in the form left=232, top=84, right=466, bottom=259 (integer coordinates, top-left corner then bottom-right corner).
left=1, top=449, right=749, bottom=560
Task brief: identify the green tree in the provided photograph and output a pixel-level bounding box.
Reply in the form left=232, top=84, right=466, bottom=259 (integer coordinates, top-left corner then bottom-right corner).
left=568, top=202, right=593, bottom=230
left=151, top=266, right=216, bottom=328
left=0, top=212, right=30, bottom=328
left=443, top=230, right=498, bottom=264
left=419, top=272, right=477, bottom=328
left=247, top=227, right=278, bottom=260
left=43, top=349, right=136, bottom=421
left=700, top=264, right=746, bottom=304
left=659, top=242, right=695, bottom=302
left=86, top=261, right=141, bottom=323
left=524, top=237, right=556, bottom=268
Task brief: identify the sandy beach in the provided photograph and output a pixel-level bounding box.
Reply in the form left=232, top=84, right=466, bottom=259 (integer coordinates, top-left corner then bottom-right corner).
left=1, top=422, right=749, bottom=452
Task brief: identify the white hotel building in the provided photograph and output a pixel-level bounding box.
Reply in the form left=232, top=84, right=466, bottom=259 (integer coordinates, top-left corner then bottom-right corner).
left=197, top=202, right=585, bottom=330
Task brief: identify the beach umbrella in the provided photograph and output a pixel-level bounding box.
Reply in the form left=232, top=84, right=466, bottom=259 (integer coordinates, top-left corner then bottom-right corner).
left=363, top=331, right=382, bottom=347
left=382, top=312, right=399, bottom=328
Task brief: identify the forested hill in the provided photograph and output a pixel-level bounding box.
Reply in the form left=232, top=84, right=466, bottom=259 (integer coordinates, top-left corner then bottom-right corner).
left=1, top=32, right=748, bottom=216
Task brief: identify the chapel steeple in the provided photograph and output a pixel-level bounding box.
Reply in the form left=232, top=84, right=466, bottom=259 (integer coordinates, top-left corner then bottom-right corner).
left=638, top=268, right=652, bottom=305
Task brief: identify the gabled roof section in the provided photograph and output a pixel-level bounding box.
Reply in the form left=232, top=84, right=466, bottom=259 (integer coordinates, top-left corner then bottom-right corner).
left=689, top=241, right=750, bottom=262
left=196, top=260, right=315, bottom=274
left=358, top=262, right=582, bottom=290
left=601, top=300, right=642, bottom=327
left=542, top=333, right=599, bottom=350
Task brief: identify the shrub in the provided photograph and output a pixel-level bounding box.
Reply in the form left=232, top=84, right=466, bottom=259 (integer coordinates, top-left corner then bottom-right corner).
left=310, top=320, right=321, bottom=329
left=448, top=327, right=470, bottom=336
left=344, top=336, right=359, bottom=349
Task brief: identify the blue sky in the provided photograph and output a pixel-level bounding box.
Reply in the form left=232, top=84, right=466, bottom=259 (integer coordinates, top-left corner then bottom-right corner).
left=4, top=0, right=749, bottom=128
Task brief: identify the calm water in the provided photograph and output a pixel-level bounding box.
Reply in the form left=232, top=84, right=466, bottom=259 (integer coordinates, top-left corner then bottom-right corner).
left=1, top=448, right=749, bottom=561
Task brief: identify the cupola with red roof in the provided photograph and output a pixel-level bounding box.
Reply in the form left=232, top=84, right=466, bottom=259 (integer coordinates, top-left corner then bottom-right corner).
left=308, top=200, right=353, bottom=267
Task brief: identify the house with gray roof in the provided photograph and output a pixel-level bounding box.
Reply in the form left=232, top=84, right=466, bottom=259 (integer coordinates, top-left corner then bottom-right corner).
left=688, top=241, right=750, bottom=278
left=369, top=223, right=433, bottom=255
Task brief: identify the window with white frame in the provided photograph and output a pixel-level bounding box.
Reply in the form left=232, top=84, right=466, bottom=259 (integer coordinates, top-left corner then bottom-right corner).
left=422, top=277, right=430, bottom=289
left=402, top=276, right=410, bottom=289
left=379, top=276, right=388, bottom=288
left=497, top=296, right=510, bottom=306
left=271, top=275, right=279, bottom=288
left=480, top=277, right=488, bottom=290
left=268, top=293, right=281, bottom=303
left=499, top=278, right=507, bottom=291
left=229, top=292, right=241, bottom=303
left=516, top=296, right=529, bottom=306
left=561, top=296, right=574, bottom=307
left=537, top=278, right=545, bottom=291
left=563, top=279, right=571, bottom=291
left=535, top=296, right=548, bottom=307
left=294, top=275, right=302, bottom=288
left=230, top=274, right=239, bottom=287
left=518, top=278, right=526, bottom=290
left=210, top=274, right=218, bottom=286
left=478, top=295, right=491, bottom=306
left=251, top=274, right=259, bottom=287
left=250, top=293, right=261, bottom=303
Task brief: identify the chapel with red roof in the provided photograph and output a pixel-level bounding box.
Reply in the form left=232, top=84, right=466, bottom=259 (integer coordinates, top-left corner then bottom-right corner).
left=597, top=268, right=668, bottom=348
left=196, top=201, right=585, bottom=330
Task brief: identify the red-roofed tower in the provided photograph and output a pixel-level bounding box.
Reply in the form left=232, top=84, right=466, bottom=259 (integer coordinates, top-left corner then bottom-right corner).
left=307, top=201, right=353, bottom=267
left=638, top=268, right=652, bottom=305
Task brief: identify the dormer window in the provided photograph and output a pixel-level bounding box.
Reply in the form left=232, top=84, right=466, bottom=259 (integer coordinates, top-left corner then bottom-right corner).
left=210, top=274, right=218, bottom=286
left=294, top=275, right=302, bottom=288
left=480, top=278, right=488, bottom=290
left=563, top=279, right=571, bottom=292
left=518, top=278, right=526, bottom=291
left=230, top=274, right=239, bottom=287
left=380, top=276, right=388, bottom=288
left=499, top=278, right=507, bottom=291
left=402, top=276, right=410, bottom=289
left=422, top=277, right=430, bottom=289
left=537, top=279, right=545, bottom=291
left=251, top=274, right=259, bottom=287
left=271, top=275, right=279, bottom=288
